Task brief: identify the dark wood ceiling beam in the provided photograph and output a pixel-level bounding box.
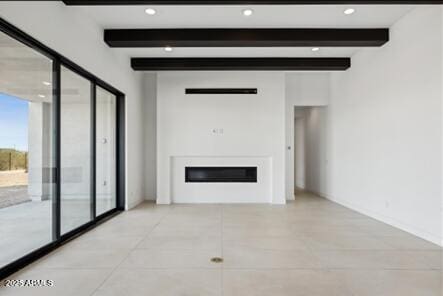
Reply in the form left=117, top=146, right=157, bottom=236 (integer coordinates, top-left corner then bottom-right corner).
left=63, top=0, right=443, bottom=5
left=131, top=57, right=351, bottom=71
left=105, top=28, right=389, bottom=48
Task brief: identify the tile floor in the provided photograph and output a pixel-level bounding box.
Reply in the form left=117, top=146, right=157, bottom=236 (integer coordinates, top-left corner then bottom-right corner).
left=0, top=192, right=441, bottom=296
left=0, top=199, right=115, bottom=267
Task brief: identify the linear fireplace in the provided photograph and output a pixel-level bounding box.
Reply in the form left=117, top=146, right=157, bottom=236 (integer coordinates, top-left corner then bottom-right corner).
left=185, top=167, right=257, bottom=183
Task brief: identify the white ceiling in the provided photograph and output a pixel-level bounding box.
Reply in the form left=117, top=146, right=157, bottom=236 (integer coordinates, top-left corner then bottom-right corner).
left=73, top=4, right=418, bottom=59
left=78, top=5, right=415, bottom=29
left=0, top=4, right=423, bottom=101
left=125, top=47, right=362, bottom=58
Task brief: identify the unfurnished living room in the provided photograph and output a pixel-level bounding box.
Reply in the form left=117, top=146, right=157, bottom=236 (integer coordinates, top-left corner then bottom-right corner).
left=0, top=1, right=442, bottom=295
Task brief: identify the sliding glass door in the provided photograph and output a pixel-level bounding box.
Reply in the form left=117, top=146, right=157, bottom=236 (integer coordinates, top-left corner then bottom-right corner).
left=60, top=66, right=92, bottom=234
left=0, top=30, right=55, bottom=268
left=0, top=18, right=124, bottom=278
left=96, top=86, right=117, bottom=216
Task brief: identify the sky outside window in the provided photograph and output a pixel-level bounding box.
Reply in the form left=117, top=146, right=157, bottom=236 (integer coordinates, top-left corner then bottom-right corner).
left=0, top=93, right=28, bottom=152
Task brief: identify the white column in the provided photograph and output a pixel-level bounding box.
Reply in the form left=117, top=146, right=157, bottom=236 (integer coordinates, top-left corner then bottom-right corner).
left=28, top=102, right=51, bottom=201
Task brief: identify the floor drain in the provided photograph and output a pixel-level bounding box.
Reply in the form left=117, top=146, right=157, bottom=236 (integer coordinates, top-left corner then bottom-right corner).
left=211, top=257, right=223, bottom=263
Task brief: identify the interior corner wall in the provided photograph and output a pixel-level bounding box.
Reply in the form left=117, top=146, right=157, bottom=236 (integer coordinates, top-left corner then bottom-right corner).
left=325, top=6, right=442, bottom=245
left=0, top=2, right=146, bottom=210
left=143, top=73, right=157, bottom=201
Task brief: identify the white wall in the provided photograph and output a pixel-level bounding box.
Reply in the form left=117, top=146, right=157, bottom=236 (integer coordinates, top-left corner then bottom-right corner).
left=0, top=2, right=145, bottom=209
left=285, top=73, right=329, bottom=200
left=315, top=7, right=442, bottom=245
left=294, top=114, right=306, bottom=189
left=286, top=73, right=330, bottom=107
left=156, top=72, right=286, bottom=204
left=441, top=6, right=443, bottom=246
left=143, top=73, right=157, bottom=201
left=304, top=107, right=328, bottom=194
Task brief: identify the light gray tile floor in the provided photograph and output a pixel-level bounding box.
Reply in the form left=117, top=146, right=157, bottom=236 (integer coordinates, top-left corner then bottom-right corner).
left=0, top=192, right=441, bottom=296
left=0, top=199, right=116, bottom=268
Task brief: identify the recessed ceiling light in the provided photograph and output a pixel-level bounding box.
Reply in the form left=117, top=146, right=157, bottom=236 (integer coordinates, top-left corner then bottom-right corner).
left=164, top=46, right=173, bottom=52
left=42, top=81, right=51, bottom=86
left=38, top=94, right=45, bottom=98
left=145, top=8, right=156, bottom=15
left=242, top=9, right=253, bottom=17
left=344, top=8, right=355, bottom=15
left=311, top=47, right=320, bottom=52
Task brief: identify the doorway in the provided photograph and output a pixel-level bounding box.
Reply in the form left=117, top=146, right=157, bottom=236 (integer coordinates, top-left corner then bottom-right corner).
left=293, top=106, right=328, bottom=198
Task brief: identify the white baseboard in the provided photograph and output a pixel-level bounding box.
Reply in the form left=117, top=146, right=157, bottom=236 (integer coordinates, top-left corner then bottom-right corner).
left=156, top=200, right=171, bottom=205
left=315, top=191, right=442, bottom=247
left=126, top=198, right=144, bottom=210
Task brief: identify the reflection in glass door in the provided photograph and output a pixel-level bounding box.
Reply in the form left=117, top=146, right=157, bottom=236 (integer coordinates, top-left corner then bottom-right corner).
left=0, top=30, right=55, bottom=268
left=60, top=66, right=92, bottom=234
left=0, top=18, right=124, bottom=277
left=96, top=87, right=117, bottom=216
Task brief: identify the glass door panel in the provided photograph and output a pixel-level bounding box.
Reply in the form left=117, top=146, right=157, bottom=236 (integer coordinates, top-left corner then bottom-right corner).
left=0, top=19, right=124, bottom=277
left=96, top=86, right=117, bottom=216
left=60, top=66, right=92, bottom=234
left=0, top=30, right=55, bottom=267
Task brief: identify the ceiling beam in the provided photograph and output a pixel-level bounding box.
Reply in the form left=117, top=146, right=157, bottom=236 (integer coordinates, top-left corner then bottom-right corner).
left=131, top=57, right=351, bottom=71
left=105, top=28, right=389, bottom=48
left=63, top=0, right=443, bottom=5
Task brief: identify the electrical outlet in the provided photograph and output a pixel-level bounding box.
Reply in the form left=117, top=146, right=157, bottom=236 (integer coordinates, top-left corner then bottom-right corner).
left=212, top=128, right=224, bottom=134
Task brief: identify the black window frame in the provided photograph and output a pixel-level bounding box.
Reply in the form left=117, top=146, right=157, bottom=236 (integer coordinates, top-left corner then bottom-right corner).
left=0, top=17, right=126, bottom=280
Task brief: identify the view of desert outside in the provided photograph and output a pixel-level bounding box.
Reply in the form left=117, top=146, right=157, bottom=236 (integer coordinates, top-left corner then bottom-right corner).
left=0, top=29, right=55, bottom=268
left=0, top=95, right=29, bottom=209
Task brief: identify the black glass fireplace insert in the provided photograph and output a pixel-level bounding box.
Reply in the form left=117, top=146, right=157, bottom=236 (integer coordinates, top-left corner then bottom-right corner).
left=185, top=167, right=257, bottom=183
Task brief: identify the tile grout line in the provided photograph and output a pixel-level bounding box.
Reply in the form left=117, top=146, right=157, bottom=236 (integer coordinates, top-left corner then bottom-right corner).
left=88, top=207, right=172, bottom=296
left=131, top=207, right=173, bottom=250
